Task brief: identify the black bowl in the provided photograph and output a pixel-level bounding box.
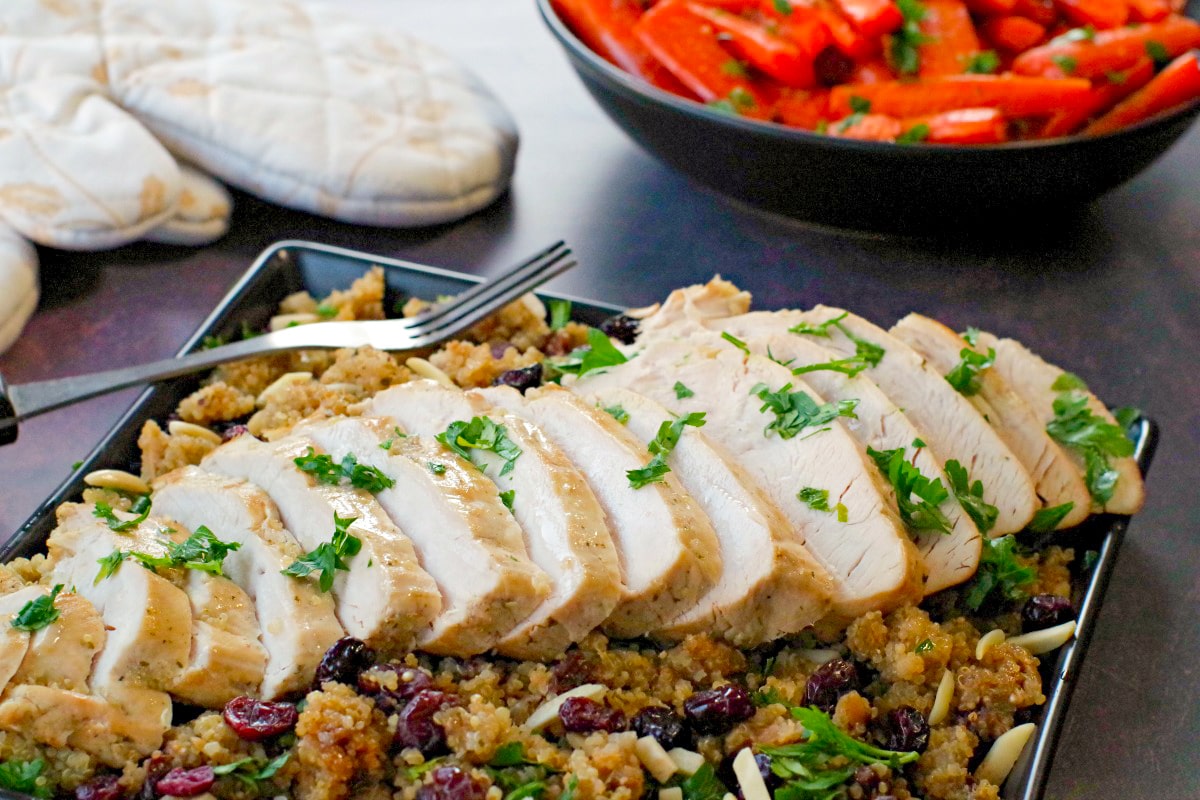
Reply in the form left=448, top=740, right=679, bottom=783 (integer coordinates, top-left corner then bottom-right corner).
left=536, top=0, right=1200, bottom=232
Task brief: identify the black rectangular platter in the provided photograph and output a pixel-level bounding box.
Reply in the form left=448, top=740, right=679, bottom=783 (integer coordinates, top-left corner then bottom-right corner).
left=1, top=240, right=1157, bottom=800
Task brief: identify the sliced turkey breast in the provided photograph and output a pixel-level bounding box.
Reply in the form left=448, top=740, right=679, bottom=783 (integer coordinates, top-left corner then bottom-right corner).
left=12, top=590, right=106, bottom=692
left=0, top=586, right=41, bottom=693
left=973, top=331, right=1145, bottom=515
left=365, top=381, right=622, bottom=661
left=891, top=314, right=1091, bottom=529
left=701, top=322, right=983, bottom=594
left=202, top=433, right=442, bottom=653
left=294, top=416, right=551, bottom=656
left=152, top=468, right=346, bottom=698
left=577, top=340, right=923, bottom=619
left=579, top=386, right=832, bottom=644
left=480, top=384, right=722, bottom=638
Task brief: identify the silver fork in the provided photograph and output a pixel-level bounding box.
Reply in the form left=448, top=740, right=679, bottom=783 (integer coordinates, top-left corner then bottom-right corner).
left=0, top=241, right=576, bottom=444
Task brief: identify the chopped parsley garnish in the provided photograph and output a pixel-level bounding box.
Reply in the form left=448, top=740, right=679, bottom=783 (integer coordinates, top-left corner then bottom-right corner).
left=550, top=328, right=628, bottom=378
left=427, top=462, right=446, bottom=475
left=1052, top=372, right=1088, bottom=391
left=0, top=759, right=49, bottom=798
left=708, top=87, right=757, bottom=116
left=945, top=346, right=995, bottom=396
left=122, top=526, right=242, bottom=578
left=963, top=535, right=1036, bottom=611
left=491, top=742, right=537, bottom=768
left=93, top=494, right=152, bottom=533
left=944, top=460, right=998, bottom=534
left=212, top=752, right=291, bottom=789
left=1105, top=68, right=1129, bottom=84
left=674, top=381, right=695, bottom=399
left=11, top=585, right=64, bottom=632
left=95, top=550, right=128, bottom=584
left=963, top=50, right=1000, bottom=74
left=627, top=412, right=707, bottom=489
left=436, top=416, right=523, bottom=477
left=1113, top=406, right=1141, bottom=430
left=791, top=354, right=875, bottom=379
left=560, top=777, right=579, bottom=800
left=484, top=742, right=559, bottom=798
left=379, top=427, right=407, bottom=450
left=282, top=514, right=361, bottom=592
left=548, top=299, right=572, bottom=331
left=499, top=490, right=516, bottom=511
left=1145, top=39, right=1170, bottom=65
left=797, top=487, right=849, bottom=522
left=1028, top=501, right=1076, bottom=533
left=961, top=326, right=982, bottom=347
left=789, top=313, right=885, bottom=368
left=721, top=60, right=749, bottom=78
left=889, top=0, right=931, bottom=75
left=1045, top=389, right=1135, bottom=504
left=751, top=383, right=858, bottom=440
left=674, top=762, right=727, bottom=800
left=787, top=313, right=846, bottom=337
left=1052, top=54, right=1079, bottom=74
left=897, top=123, right=931, bottom=144
left=849, top=95, right=871, bottom=113
left=602, top=404, right=630, bottom=424
left=293, top=448, right=395, bottom=493
left=837, top=96, right=872, bottom=133
left=721, top=331, right=750, bottom=353
left=201, top=333, right=227, bottom=350
left=774, top=0, right=795, bottom=13
left=915, top=639, right=934, bottom=653
left=316, top=302, right=338, bottom=319
left=867, top=446, right=952, bottom=534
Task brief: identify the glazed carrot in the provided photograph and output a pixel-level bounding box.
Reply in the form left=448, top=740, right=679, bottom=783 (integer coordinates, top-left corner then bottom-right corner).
left=814, top=6, right=880, bottom=57
left=1086, top=50, right=1200, bottom=133
left=851, top=56, right=899, bottom=82
left=1053, top=0, right=1129, bottom=29
left=918, top=0, right=984, bottom=76
left=833, top=0, right=904, bottom=37
left=982, top=16, right=1047, bottom=51
left=775, top=87, right=833, bottom=126
left=686, top=3, right=823, bottom=86
left=634, top=0, right=769, bottom=112
left=781, top=9, right=839, bottom=66
left=1013, top=16, right=1200, bottom=78
left=1039, top=57, right=1155, bottom=135
left=551, top=0, right=691, bottom=95
left=964, top=0, right=1018, bottom=15
left=901, top=107, right=1011, bottom=141
left=1126, top=0, right=1170, bottom=21
left=1012, top=0, right=1060, bottom=26
left=829, top=112, right=906, bottom=138
left=829, top=74, right=1093, bottom=115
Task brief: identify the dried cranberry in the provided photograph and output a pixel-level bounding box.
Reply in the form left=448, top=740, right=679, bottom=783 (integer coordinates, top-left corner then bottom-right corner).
left=549, top=650, right=595, bottom=693
left=599, top=314, right=640, bottom=345
left=415, top=766, right=486, bottom=800
left=751, top=753, right=781, bottom=790
left=804, top=659, right=860, bottom=713
left=138, top=756, right=171, bottom=800
left=315, top=637, right=376, bottom=687
left=815, top=47, right=855, bottom=86
left=359, top=665, right=435, bottom=715
left=76, top=775, right=124, bottom=800
left=682, top=684, right=754, bottom=736
left=558, top=696, right=627, bottom=734
left=715, top=751, right=776, bottom=795
left=881, top=706, right=930, bottom=753
left=631, top=706, right=689, bottom=749
left=853, top=765, right=881, bottom=792
left=155, top=767, right=214, bottom=798
left=222, top=696, right=298, bottom=741
left=220, top=424, right=251, bottom=442
left=395, top=689, right=455, bottom=753
left=492, top=363, right=543, bottom=394
left=1021, top=595, right=1075, bottom=632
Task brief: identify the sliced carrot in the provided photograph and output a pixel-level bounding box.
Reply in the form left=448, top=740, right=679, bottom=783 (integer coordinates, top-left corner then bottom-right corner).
left=829, top=112, right=906, bottom=138
left=833, top=0, right=904, bottom=37
left=1012, top=0, right=1060, bottom=26
left=774, top=87, right=834, bottom=126
left=812, top=5, right=880, bottom=57
left=918, top=0, right=984, bottom=76
left=633, top=0, right=769, bottom=112
left=686, top=3, right=823, bottom=86
left=829, top=74, right=1093, bottom=115
left=964, top=0, right=1018, bottom=15
left=851, top=56, right=899, bottom=82
left=1053, top=0, right=1130, bottom=29
left=901, top=107, right=1011, bottom=141
left=1126, top=0, right=1170, bottom=20
left=1039, top=57, right=1156, bottom=135
left=1014, top=15, right=1200, bottom=78
left=1086, top=50, right=1200, bottom=133
left=982, top=16, right=1048, bottom=52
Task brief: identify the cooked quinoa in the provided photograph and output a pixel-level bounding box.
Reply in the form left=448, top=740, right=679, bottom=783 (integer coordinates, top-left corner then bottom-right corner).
left=0, top=270, right=1102, bottom=800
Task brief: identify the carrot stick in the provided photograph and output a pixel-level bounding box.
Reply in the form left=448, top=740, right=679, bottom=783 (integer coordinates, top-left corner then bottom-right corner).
left=553, top=0, right=694, bottom=95
left=1012, top=0, right=1060, bottom=26
left=814, top=5, right=880, bottom=57
left=1013, top=15, right=1200, bottom=78
left=901, top=107, right=1011, bottom=141
left=833, top=0, right=904, bottom=37
left=1126, top=0, right=1170, bottom=21
left=851, top=57, right=899, bottom=82
left=1053, top=0, right=1130, bottom=30
left=633, top=0, right=769, bottom=113
left=828, top=112, right=906, bottom=138
left=774, top=87, right=833, bottom=126
left=1039, top=57, right=1155, bottom=135
left=1085, top=50, right=1200, bottom=133
left=982, top=16, right=1048, bottom=52
left=829, top=74, right=1093, bottom=115
left=686, top=3, right=823, bottom=86
left=918, top=0, right=984, bottom=76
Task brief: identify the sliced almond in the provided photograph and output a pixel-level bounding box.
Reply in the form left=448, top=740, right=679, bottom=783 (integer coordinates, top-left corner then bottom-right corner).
left=1007, top=620, right=1077, bottom=655
left=658, top=789, right=683, bottom=800
left=975, top=722, right=1037, bottom=786
left=667, top=748, right=707, bottom=777
left=405, top=358, right=457, bottom=389
left=976, top=628, right=1006, bottom=661
left=522, top=684, right=607, bottom=733
left=166, top=420, right=222, bottom=445
left=732, top=748, right=770, bottom=800
left=256, top=372, right=314, bottom=407
left=637, top=736, right=678, bottom=783
left=83, top=469, right=150, bottom=496
left=928, top=668, right=955, bottom=726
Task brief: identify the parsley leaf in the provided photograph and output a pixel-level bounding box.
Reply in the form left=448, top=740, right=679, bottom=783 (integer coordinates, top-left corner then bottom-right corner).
left=1112, top=406, right=1141, bottom=430
left=628, top=413, right=707, bottom=489
left=752, top=383, right=859, bottom=440
left=293, top=448, right=395, bottom=493
left=961, top=326, right=982, bottom=347
left=674, top=381, right=695, bottom=399
left=282, top=514, right=362, bottom=592
left=1145, top=39, right=1170, bottom=65
left=212, top=752, right=291, bottom=789
left=721, top=60, right=749, bottom=78
left=11, top=585, right=64, bottom=632
left=561, top=777, right=579, bottom=800
left=602, top=404, right=630, bottom=424
left=1046, top=390, right=1134, bottom=503
left=119, top=526, right=242, bottom=578
left=963, top=535, right=1036, bottom=612
left=897, top=123, right=931, bottom=144
left=797, top=487, right=849, bottom=522
left=490, top=742, right=536, bottom=768
left=678, top=763, right=727, bottom=800
left=915, top=639, right=934, bottom=653
left=889, top=0, right=930, bottom=75
left=791, top=354, right=875, bottom=379
left=379, top=427, right=407, bottom=451
left=201, top=333, right=227, bottom=350
left=1028, top=501, right=1076, bottom=533
left=963, top=50, right=1000, bottom=74
left=867, top=447, right=952, bottom=534
left=1052, top=54, right=1078, bottom=74
left=1052, top=372, right=1089, bottom=391
left=944, top=460, right=998, bottom=534
left=316, top=303, right=338, bottom=319
left=503, top=782, right=545, bottom=800
left=789, top=313, right=885, bottom=368
left=436, top=416, right=523, bottom=477
left=95, top=550, right=128, bottom=584
left=550, top=328, right=628, bottom=378
left=774, top=0, right=795, bottom=13
left=428, top=462, right=446, bottom=475
left=787, top=313, right=847, bottom=337
left=0, top=759, right=49, bottom=798
left=500, top=489, right=516, bottom=511
left=92, top=494, right=152, bottom=533
left=548, top=299, right=572, bottom=331
left=945, top=347, right=995, bottom=396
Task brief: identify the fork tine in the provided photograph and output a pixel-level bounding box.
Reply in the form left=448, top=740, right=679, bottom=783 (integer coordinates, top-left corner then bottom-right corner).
left=396, top=241, right=568, bottom=331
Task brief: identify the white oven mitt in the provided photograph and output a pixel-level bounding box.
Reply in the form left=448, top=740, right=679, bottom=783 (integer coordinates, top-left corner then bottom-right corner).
left=0, top=0, right=519, bottom=353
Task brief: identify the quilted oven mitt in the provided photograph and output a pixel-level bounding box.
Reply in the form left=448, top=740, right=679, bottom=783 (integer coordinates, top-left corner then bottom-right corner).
left=0, top=0, right=519, bottom=353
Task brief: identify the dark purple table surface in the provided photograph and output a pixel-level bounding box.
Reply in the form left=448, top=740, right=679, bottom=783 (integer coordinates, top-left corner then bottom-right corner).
left=2, top=2, right=1197, bottom=796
